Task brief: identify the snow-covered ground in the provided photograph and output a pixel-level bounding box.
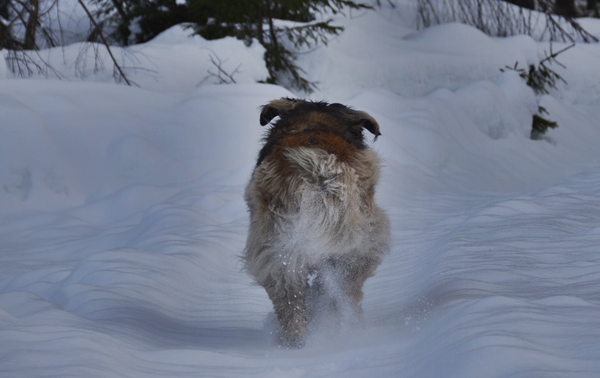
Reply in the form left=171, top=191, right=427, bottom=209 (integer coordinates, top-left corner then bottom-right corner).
left=2, top=1, right=600, bottom=377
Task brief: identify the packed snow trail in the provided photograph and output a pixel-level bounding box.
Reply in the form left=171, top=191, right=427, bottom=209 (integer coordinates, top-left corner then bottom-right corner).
left=2, top=160, right=600, bottom=377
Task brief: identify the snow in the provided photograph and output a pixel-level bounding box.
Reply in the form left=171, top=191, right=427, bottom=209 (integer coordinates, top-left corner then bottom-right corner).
left=2, top=25, right=268, bottom=93
left=2, top=1, right=600, bottom=377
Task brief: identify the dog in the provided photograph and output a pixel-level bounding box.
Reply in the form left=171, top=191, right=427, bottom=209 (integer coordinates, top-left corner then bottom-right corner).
left=243, top=98, right=390, bottom=347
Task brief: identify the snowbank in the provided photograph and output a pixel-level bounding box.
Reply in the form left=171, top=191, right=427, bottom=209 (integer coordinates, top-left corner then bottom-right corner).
left=0, top=80, right=290, bottom=215
left=4, top=24, right=268, bottom=93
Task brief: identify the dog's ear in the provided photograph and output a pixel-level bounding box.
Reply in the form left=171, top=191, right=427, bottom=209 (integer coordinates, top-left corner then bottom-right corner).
left=259, top=98, right=300, bottom=126
left=356, top=111, right=381, bottom=138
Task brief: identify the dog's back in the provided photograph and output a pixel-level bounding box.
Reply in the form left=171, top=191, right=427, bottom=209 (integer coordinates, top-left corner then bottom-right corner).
left=243, top=99, right=390, bottom=347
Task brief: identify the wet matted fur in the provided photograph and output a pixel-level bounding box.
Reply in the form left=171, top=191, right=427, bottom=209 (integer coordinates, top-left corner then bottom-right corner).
left=243, top=98, right=390, bottom=347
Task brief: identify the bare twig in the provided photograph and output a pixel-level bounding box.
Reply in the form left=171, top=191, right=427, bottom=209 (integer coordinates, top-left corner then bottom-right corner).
left=76, top=0, right=132, bottom=86
left=416, top=0, right=598, bottom=43
left=209, top=53, right=240, bottom=84
left=198, top=51, right=241, bottom=86
left=540, top=43, right=575, bottom=67
left=5, top=49, right=64, bottom=78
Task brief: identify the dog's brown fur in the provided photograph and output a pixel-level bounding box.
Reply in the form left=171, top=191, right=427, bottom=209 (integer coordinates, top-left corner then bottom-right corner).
left=243, top=98, right=390, bottom=347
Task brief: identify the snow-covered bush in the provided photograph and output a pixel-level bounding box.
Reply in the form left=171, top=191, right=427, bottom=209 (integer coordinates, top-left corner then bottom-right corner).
left=500, top=43, right=574, bottom=138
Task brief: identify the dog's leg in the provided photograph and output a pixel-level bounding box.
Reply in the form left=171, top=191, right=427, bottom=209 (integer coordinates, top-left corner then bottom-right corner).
left=263, top=274, right=307, bottom=348
left=337, top=255, right=380, bottom=306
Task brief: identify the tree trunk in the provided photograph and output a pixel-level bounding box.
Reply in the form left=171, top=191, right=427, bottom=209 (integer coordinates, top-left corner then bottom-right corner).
left=265, top=0, right=279, bottom=50
left=24, top=0, right=39, bottom=49
left=256, top=2, right=264, bottom=44
left=0, top=0, right=10, bottom=49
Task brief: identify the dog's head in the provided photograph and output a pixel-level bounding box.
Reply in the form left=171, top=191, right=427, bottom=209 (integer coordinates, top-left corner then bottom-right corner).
left=256, top=98, right=380, bottom=165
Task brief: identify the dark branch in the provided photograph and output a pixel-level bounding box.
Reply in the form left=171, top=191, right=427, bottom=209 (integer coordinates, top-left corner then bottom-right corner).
left=76, top=0, right=133, bottom=86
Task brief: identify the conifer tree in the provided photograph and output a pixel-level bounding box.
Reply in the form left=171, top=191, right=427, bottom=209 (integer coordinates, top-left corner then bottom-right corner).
left=187, top=0, right=371, bottom=93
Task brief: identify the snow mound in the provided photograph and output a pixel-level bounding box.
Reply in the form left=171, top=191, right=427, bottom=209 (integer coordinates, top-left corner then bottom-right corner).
left=4, top=24, right=268, bottom=94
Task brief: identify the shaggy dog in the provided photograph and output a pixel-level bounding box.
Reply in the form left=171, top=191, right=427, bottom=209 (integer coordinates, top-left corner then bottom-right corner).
left=243, top=98, right=390, bottom=347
